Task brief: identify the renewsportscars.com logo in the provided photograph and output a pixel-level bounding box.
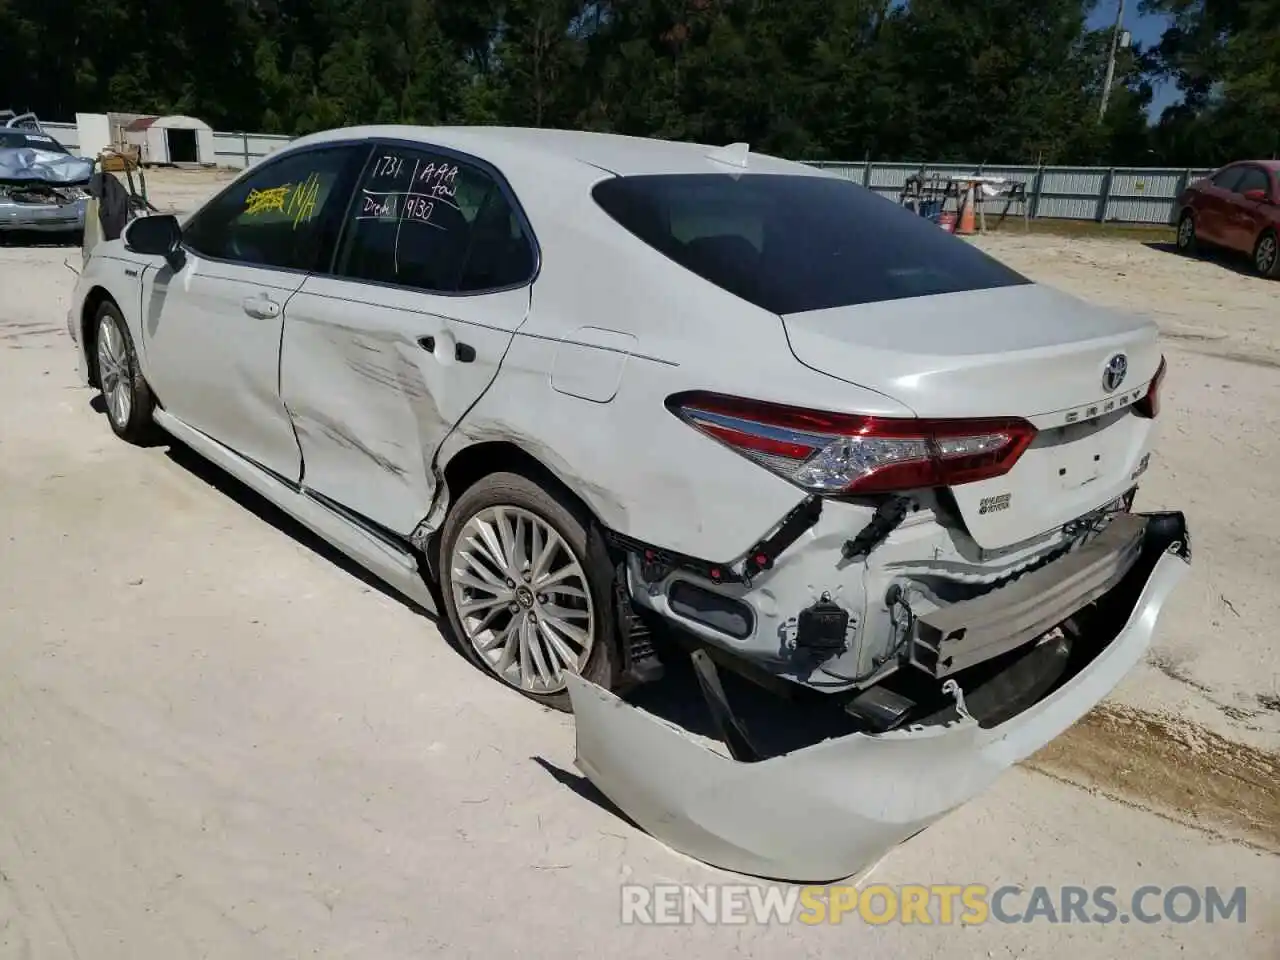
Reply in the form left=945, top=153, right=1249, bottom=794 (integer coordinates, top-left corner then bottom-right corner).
left=620, top=883, right=1249, bottom=926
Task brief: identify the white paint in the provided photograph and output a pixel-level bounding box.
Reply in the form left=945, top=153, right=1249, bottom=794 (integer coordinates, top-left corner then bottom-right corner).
left=74, top=112, right=112, bottom=159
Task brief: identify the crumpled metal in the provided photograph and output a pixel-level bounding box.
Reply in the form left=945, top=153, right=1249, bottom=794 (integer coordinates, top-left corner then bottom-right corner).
left=0, top=147, right=94, bottom=185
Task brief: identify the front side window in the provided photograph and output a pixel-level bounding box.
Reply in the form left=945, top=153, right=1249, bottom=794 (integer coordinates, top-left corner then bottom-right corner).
left=1211, top=166, right=1245, bottom=191
left=593, top=173, right=1029, bottom=315
left=182, top=145, right=365, bottom=271
left=1234, top=166, right=1272, bottom=198
left=334, top=146, right=535, bottom=293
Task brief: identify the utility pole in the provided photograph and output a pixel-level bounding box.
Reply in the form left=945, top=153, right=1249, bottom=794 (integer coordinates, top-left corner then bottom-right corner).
left=1099, top=0, right=1126, bottom=120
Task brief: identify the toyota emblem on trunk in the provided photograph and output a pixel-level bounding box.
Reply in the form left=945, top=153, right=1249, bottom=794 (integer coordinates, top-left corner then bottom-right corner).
left=1102, top=353, right=1128, bottom=393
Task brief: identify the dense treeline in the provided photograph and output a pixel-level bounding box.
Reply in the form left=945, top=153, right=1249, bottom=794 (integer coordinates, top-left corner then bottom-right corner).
left=1, top=0, right=1276, bottom=166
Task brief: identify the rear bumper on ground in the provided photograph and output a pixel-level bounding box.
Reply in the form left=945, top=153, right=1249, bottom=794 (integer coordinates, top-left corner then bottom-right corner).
left=569, top=512, right=1189, bottom=882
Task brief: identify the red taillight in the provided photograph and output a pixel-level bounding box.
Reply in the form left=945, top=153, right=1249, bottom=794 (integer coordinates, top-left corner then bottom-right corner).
left=668, top=392, right=1037, bottom=495
left=1134, top=356, right=1166, bottom=419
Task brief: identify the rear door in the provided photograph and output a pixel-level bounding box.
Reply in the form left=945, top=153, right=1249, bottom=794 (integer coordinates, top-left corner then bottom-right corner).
left=1195, top=165, right=1245, bottom=243
left=280, top=142, right=537, bottom=535
left=140, top=143, right=367, bottom=480
left=1222, top=165, right=1275, bottom=253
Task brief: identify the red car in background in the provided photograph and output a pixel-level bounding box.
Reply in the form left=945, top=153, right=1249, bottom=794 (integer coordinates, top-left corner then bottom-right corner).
left=1175, top=159, right=1280, bottom=279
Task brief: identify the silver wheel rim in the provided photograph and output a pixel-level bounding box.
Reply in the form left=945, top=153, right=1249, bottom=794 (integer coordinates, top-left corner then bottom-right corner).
left=96, top=315, right=132, bottom=428
left=1178, top=217, right=1193, bottom=247
left=1258, top=235, right=1277, bottom=273
left=450, top=505, right=595, bottom=695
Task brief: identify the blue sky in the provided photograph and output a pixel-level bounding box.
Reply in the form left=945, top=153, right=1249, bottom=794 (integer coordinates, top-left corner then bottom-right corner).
left=1086, top=1, right=1179, bottom=115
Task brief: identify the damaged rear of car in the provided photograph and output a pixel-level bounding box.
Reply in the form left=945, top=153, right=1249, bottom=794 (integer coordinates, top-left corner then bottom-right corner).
left=0, top=119, right=92, bottom=234
left=547, top=168, right=1192, bottom=881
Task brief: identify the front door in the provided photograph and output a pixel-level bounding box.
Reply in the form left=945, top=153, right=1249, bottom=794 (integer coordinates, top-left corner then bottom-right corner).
left=280, top=142, right=538, bottom=535
left=139, top=143, right=368, bottom=481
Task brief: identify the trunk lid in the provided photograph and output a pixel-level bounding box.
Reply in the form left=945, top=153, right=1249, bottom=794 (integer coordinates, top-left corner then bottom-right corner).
left=781, top=284, right=1164, bottom=549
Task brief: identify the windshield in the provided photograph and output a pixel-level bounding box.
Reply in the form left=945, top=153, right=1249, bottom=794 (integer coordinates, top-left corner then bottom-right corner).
left=592, top=173, right=1030, bottom=315
left=0, top=130, right=68, bottom=153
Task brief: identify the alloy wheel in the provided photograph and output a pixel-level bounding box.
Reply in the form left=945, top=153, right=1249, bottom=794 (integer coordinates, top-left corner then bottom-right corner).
left=1177, top=216, right=1194, bottom=249
left=1257, top=234, right=1277, bottom=275
left=96, top=315, right=133, bottom=429
left=449, top=505, right=595, bottom=695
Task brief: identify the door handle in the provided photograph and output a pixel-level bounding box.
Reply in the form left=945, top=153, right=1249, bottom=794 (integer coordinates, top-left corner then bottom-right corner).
left=417, top=336, right=475, bottom=363
left=242, top=295, right=281, bottom=319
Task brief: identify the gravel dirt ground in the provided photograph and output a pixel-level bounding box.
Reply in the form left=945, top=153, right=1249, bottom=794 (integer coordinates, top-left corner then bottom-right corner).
left=1, top=170, right=1277, bottom=958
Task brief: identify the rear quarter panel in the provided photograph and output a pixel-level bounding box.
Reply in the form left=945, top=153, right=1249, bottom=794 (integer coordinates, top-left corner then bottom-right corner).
left=439, top=172, right=914, bottom=561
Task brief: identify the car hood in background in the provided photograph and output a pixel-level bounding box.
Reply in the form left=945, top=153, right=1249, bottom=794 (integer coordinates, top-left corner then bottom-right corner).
left=0, top=147, right=94, bottom=186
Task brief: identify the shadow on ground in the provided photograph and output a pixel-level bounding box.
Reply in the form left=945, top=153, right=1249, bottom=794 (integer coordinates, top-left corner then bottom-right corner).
left=1143, top=241, right=1260, bottom=278
left=0, top=229, right=83, bottom=248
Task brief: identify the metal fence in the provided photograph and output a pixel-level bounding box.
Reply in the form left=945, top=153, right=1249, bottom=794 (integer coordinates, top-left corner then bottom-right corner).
left=810, top=160, right=1214, bottom=226
left=40, top=120, right=1210, bottom=226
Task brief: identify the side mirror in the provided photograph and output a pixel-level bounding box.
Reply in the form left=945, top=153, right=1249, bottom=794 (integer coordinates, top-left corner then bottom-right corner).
left=124, top=214, right=185, bottom=270
left=1242, top=188, right=1271, bottom=203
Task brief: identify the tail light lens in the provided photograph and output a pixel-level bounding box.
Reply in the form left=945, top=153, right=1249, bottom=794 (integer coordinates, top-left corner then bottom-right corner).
left=1133, top=356, right=1166, bottom=419
left=668, top=392, right=1037, bottom=496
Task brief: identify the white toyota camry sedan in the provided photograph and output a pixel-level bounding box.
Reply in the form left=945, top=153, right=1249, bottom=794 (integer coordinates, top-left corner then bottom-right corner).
left=69, top=126, right=1190, bottom=880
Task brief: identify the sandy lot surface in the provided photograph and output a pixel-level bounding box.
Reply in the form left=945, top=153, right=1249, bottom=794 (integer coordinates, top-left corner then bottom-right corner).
left=1, top=171, right=1277, bottom=957
left=974, top=232, right=1280, bottom=752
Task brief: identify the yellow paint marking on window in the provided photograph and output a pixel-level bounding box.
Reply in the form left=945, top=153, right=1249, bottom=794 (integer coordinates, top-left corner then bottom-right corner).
left=287, top=172, right=323, bottom=228
left=244, top=184, right=292, bottom=216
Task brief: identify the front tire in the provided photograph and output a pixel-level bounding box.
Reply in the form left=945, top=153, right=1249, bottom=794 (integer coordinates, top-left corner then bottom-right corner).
left=94, top=301, right=156, bottom=443
left=1253, top=229, right=1279, bottom=279
left=1176, top=211, right=1198, bottom=254
left=440, top=471, right=620, bottom=711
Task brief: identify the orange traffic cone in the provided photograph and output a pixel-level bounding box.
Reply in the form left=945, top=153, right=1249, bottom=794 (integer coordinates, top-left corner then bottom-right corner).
left=955, top=184, right=977, bottom=236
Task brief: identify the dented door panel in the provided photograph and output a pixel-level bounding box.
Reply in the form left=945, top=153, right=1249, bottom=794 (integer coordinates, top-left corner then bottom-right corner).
left=280, top=275, right=529, bottom=535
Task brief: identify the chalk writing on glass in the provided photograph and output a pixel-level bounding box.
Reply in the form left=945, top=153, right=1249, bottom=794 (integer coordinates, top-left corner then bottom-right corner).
left=416, top=161, right=459, bottom=200
left=372, top=154, right=407, bottom=181
left=356, top=190, right=398, bottom=219
left=245, top=184, right=291, bottom=216
left=403, top=196, right=435, bottom=224
left=286, top=172, right=323, bottom=228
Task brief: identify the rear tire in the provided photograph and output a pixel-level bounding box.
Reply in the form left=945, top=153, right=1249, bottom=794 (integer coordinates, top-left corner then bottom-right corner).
left=94, top=301, right=156, bottom=444
left=1175, top=211, right=1198, bottom=254
left=439, top=471, right=620, bottom=711
left=1253, top=229, right=1279, bottom=279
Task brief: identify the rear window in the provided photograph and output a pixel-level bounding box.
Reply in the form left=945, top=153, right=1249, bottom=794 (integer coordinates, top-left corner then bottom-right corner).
left=592, top=173, right=1030, bottom=315
left=0, top=130, right=68, bottom=152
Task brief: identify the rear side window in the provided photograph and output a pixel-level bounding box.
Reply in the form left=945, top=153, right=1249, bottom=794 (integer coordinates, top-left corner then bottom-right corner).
left=334, top=146, right=535, bottom=293
left=592, top=173, right=1030, bottom=315
left=182, top=145, right=366, bottom=271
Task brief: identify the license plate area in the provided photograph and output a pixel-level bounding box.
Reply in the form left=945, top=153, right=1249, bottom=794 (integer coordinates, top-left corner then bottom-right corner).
left=1051, top=420, right=1123, bottom=491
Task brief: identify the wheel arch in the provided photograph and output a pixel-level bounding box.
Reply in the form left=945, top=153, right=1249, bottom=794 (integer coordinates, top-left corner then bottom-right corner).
left=438, top=439, right=604, bottom=537
left=80, top=285, right=118, bottom=388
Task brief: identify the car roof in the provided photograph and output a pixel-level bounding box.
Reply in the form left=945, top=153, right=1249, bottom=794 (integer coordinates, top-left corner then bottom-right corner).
left=285, top=124, right=816, bottom=179
left=1222, top=159, right=1280, bottom=171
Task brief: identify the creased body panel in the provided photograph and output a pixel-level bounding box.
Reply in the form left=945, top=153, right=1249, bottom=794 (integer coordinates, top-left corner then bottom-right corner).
left=569, top=520, right=1190, bottom=882
left=438, top=329, right=912, bottom=562
left=280, top=275, right=528, bottom=536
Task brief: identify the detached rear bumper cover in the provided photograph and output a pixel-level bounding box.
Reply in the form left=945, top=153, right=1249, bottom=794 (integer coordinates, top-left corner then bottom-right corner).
left=567, top=513, right=1190, bottom=883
